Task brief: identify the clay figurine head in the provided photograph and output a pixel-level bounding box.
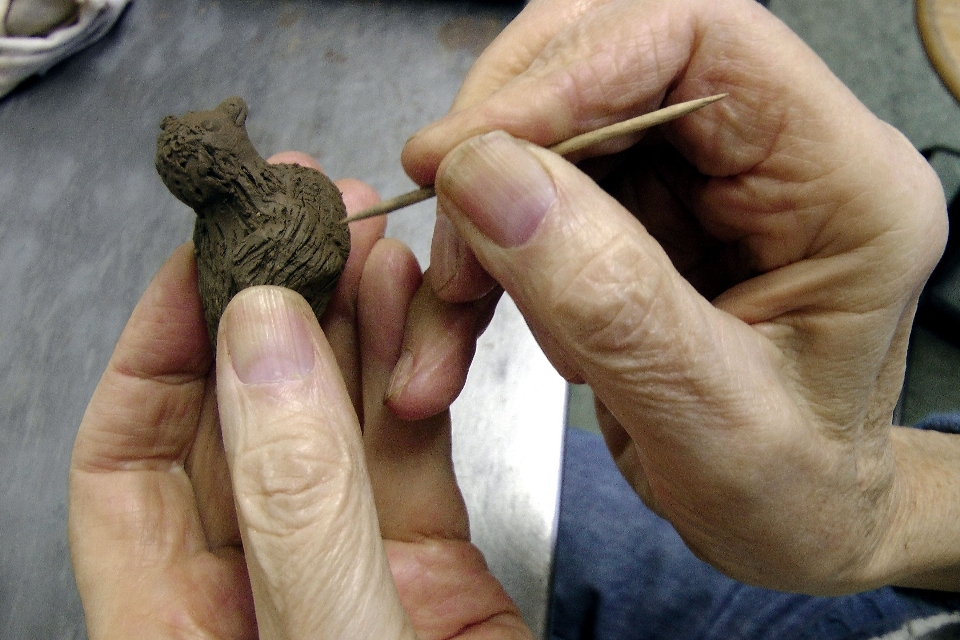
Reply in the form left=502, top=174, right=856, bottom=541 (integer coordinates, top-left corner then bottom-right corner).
left=155, top=97, right=259, bottom=209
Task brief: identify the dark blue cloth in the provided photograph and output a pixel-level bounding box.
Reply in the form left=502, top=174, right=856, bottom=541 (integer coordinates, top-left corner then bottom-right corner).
left=550, top=420, right=960, bottom=640
left=916, top=414, right=960, bottom=435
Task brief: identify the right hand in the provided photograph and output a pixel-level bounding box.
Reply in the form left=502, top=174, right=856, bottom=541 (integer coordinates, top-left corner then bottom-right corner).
left=392, top=0, right=958, bottom=595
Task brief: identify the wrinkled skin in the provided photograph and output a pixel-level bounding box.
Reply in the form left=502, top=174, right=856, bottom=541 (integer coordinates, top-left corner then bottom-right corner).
left=69, top=154, right=531, bottom=639
left=70, top=0, right=960, bottom=638
left=392, top=0, right=960, bottom=594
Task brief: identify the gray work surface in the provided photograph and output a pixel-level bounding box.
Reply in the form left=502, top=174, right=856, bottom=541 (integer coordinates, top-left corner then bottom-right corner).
left=0, top=1, right=567, bottom=637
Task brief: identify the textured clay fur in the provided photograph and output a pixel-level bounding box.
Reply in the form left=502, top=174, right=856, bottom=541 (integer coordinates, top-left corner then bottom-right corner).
left=155, top=97, right=350, bottom=347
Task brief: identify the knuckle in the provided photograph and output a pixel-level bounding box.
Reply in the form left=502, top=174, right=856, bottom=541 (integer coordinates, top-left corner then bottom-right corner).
left=233, top=420, right=362, bottom=535
left=535, top=7, right=678, bottom=127
left=874, top=125, right=949, bottom=276
left=544, top=231, right=721, bottom=394
left=551, top=234, right=666, bottom=358
left=904, top=156, right=949, bottom=265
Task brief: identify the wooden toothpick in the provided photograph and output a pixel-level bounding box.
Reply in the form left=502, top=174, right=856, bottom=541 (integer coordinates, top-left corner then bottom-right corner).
left=343, top=93, right=727, bottom=224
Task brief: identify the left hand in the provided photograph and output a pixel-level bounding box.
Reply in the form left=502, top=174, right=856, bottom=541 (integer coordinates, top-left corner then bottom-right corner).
left=68, top=155, right=529, bottom=638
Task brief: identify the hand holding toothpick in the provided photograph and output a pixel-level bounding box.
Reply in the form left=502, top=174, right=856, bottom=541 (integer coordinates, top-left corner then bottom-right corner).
left=343, top=93, right=727, bottom=224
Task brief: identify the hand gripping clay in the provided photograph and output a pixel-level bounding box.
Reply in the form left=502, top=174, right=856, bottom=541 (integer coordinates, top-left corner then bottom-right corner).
left=155, top=97, right=350, bottom=347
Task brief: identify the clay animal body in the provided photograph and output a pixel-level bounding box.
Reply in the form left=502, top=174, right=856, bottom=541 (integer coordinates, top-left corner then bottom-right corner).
left=155, top=97, right=350, bottom=346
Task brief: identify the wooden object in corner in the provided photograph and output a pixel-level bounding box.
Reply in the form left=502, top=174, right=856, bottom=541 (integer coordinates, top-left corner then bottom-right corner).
left=917, top=0, right=960, bottom=103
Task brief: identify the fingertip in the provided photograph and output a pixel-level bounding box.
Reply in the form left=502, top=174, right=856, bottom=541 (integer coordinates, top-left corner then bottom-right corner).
left=384, top=288, right=501, bottom=420
left=385, top=358, right=464, bottom=421
left=217, top=286, right=317, bottom=386
left=428, top=213, right=498, bottom=302
left=400, top=128, right=443, bottom=188
left=361, top=238, right=424, bottom=293
left=437, top=132, right=556, bottom=249
left=264, top=154, right=383, bottom=222
left=340, top=213, right=387, bottom=296
left=266, top=151, right=322, bottom=170
left=320, top=188, right=387, bottom=327
left=358, top=239, right=423, bottom=362
left=335, top=177, right=382, bottom=217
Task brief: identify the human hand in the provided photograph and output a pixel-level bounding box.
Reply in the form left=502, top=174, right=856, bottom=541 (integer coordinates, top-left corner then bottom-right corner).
left=68, top=155, right=530, bottom=638
left=396, top=0, right=960, bottom=593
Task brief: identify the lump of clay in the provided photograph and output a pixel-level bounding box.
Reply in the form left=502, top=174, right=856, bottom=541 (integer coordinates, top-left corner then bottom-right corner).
left=155, top=96, right=350, bottom=347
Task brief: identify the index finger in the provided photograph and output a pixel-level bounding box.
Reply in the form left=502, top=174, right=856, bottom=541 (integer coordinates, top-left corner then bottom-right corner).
left=448, top=0, right=615, bottom=111
left=70, top=243, right=212, bottom=474
left=401, top=0, right=810, bottom=185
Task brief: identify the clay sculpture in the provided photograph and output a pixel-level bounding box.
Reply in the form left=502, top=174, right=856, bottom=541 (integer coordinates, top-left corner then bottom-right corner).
left=155, top=96, right=350, bottom=347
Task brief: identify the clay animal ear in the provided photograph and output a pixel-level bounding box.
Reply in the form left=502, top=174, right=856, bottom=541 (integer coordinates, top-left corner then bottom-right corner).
left=159, top=115, right=176, bottom=130
left=218, top=96, right=248, bottom=127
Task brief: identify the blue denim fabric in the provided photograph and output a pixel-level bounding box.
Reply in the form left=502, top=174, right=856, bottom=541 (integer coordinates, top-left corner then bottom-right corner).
left=916, top=414, right=960, bottom=435
left=550, top=421, right=960, bottom=640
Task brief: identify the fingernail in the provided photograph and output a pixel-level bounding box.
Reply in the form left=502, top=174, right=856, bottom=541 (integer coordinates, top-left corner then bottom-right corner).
left=439, top=131, right=556, bottom=248
left=430, top=213, right=462, bottom=292
left=223, top=288, right=316, bottom=384
left=385, top=348, right=414, bottom=403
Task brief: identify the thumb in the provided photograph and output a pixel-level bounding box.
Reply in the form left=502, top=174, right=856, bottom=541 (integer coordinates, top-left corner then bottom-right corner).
left=434, top=132, right=764, bottom=443
left=216, top=286, right=416, bottom=640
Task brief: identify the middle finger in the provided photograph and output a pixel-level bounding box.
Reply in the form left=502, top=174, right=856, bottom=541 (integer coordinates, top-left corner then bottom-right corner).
left=359, top=239, right=470, bottom=542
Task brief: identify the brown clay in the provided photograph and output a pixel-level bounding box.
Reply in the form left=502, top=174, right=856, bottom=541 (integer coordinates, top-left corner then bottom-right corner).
left=155, top=97, right=350, bottom=347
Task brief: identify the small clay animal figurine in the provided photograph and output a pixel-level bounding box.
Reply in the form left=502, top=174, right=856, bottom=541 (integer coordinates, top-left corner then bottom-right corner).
left=155, top=96, right=350, bottom=347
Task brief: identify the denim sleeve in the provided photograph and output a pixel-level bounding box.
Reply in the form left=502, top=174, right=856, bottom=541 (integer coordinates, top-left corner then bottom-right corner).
left=915, top=413, right=960, bottom=435
left=550, top=426, right=960, bottom=640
